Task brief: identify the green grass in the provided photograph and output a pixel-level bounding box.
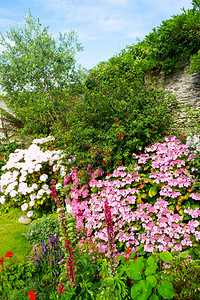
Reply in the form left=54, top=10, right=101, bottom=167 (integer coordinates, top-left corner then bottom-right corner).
left=0, top=207, right=32, bottom=262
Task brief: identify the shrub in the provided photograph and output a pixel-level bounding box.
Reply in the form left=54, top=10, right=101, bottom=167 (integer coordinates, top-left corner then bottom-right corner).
left=53, top=136, right=200, bottom=257
left=0, top=138, right=21, bottom=177
left=53, top=63, right=178, bottom=174
left=25, top=215, right=60, bottom=245
left=0, top=136, right=65, bottom=217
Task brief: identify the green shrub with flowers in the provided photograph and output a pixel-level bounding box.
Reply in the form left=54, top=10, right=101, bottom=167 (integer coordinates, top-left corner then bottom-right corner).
left=51, top=136, right=200, bottom=257
left=40, top=134, right=200, bottom=299
left=49, top=62, right=178, bottom=174
left=0, top=135, right=199, bottom=299
left=0, top=136, right=66, bottom=218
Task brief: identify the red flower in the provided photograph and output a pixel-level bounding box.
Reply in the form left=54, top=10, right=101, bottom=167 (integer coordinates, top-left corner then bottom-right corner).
left=125, top=257, right=128, bottom=262
left=134, top=257, right=138, bottom=262
left=0, top=257, right=4, bottom=264
left=5, top=252, right=13, bottom=258
left=101, top=274, right=103, bottom=279
left=1, top=269, right=4, bottom=271
left=27, top=289, right=37, bottom=299
left=30, top=294, right=37, bottom=300
left=126, top=247, right=130, bottom=255
left=27, top=289, right=35, bottom=296
left=130, top=279, right=133, bottom=284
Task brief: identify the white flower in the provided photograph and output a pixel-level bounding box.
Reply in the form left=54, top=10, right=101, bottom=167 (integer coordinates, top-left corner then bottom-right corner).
left=30, top=193, right=36, bottom=201
left=0, top=196, right=6, bottom=204
left=29, top=200, right=35, bottom=207
left=56, top=183, right=62, bottom=190
left=27, top=211, right=33, bottom=218
left=42, top=184, right=49, bottom=190
left=38, top=189, right=45, bottom=196
left=40, top=174, right=48, bottom=182
left=32, top=136, right=55, bottom=144
left=66, top=204, right=72, bottom=213
left=32, top=184, right=38, bottom=190
left=10, top=190, right=18, bottom=198
left=35, top=164, right=42, bottom=172
left=21, top=203, right=28, bottom=211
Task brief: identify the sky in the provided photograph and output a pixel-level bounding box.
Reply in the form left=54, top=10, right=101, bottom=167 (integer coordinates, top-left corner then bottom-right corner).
left=0, top=0, right=194, bottom=69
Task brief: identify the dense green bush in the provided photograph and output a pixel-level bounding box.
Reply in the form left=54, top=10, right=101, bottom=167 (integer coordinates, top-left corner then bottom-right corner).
left=25, top=215, right=60, bottom=245
left=51, top=63, right=178, bottom=173
left=122, top=1, right=200, bottom=74
left=0, top=138, right=20, bottom=176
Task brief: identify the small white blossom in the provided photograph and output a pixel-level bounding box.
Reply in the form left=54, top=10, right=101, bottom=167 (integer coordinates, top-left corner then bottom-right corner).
left=21, top=203, right=28, bottom=211
left=27, top=211, right=33, bottom=217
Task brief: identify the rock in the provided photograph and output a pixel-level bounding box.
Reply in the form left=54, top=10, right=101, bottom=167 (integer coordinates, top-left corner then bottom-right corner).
left=18, top=215, right=32, bottom=225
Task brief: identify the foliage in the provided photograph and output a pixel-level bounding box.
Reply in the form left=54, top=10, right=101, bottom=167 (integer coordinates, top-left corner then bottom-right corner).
left=164, top=253, right=200, bottom=299
left=0, top=136, right=65, bottom=217
left=0, top=138, right=20, bottom=176
left=122, top=2, right=200, bottom=74
left=51, top=136, right=200, bottom=257
left=189, top=49, right=200, bottom=74
left=52, top=63, right=178, bottom=173
left=31, top=235, right=64, bottom=281
left=25, top=215, right=60, bottom=245
left=0, top=10, right=84, bottom=134
left=0, top=252, right=35, bottom=296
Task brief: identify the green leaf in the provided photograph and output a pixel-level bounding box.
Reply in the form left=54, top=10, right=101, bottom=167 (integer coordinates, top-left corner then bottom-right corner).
left=129, top=257, right=144, bottom=281
left=159, top=251, right=172, bottom=263
left=131, top=280, right=152, bottom=300
left=158, top=281, right=175, bottom=299
left=149, top=295, right=159, bottom=300
left=80, top=258, right=88, bottom=267
left=149, top=185, right=158, bottom=198
left=146, top=275, right=157, bottom=288
left=179, top=252, right=188, bottom=259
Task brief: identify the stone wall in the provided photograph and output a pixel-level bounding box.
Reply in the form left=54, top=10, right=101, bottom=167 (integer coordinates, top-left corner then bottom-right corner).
left=145, top=62, right=200, bottom=131
left=155, top=62, right=200, bottom=110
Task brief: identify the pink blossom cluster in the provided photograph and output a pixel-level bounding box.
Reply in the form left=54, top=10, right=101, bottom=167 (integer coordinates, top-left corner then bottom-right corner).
left=63, top=136, right=199, bottom=254
left=62, top=167, right=104, bottom=228
left=64, top=240, right=76, bottom=287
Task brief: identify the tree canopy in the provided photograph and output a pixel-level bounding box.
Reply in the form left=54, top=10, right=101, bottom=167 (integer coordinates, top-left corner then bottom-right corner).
left=0, top=11, right=84, bottom=134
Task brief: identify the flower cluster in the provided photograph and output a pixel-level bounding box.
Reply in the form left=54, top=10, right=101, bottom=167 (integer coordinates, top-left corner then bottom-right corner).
left=27, top=289, right=37, bottom=300
left=64, top=240, right=76, bottom=287
left=0, top=137, right=65, bottom=217
left=33, top=235, right=64, bottom=267
left=61, top=167, right=104, bottom=228
left=65, top=136, right=199, bottom=254
left=104, top=198, right=117, bottom=276
left=0, top=252, right=13, bottom=272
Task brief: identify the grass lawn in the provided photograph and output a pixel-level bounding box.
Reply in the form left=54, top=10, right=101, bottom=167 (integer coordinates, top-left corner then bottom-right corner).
left=0, top=207, right=32, bottom=262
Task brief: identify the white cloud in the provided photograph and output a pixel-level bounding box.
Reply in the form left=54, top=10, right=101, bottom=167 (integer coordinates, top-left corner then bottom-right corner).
left=104, top=0, right=131, bottom=6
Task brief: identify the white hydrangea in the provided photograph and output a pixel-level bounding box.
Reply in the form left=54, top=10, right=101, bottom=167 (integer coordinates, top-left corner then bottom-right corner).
left=27, top=210, right=33, bottom=217
left=21, top=203, right=28, bottom=211
left=0, top=196, right=5, bottom=204
left=0, top=136, right=66, bottom=214
left=40, top=174, right=48, bottom=182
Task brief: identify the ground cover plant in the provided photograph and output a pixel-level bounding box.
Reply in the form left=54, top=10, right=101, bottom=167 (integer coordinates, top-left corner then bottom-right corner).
left=0, top=207, right=32, bottom=262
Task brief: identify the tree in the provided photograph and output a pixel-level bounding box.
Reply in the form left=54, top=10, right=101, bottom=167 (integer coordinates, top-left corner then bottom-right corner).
left=0, top=11, right=84, bottom=134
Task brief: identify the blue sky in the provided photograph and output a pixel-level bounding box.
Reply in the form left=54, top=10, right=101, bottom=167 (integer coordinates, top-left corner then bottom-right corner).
left=0, top=0, right=193, bottom=69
